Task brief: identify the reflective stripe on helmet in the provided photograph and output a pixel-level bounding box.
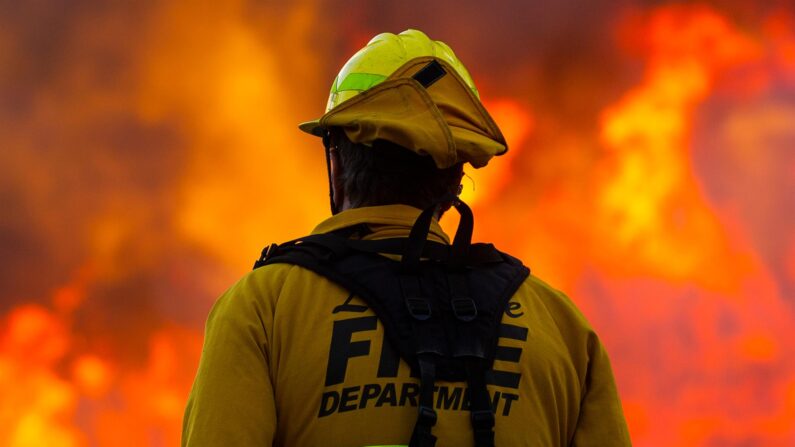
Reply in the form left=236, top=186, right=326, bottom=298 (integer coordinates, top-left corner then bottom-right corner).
left=334, top=72, right=388, bottom=94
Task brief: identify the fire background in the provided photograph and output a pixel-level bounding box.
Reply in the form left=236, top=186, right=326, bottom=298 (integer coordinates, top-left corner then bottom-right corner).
left=1, top=0, right=794, bottom=445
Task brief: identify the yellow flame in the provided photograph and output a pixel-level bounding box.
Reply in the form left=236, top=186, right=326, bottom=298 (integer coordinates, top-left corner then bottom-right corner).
left=136, top=1, right=328, bottom=271
left=0, top=307, right=80, bottom=447
left=596, top=5, right=760, bottom=288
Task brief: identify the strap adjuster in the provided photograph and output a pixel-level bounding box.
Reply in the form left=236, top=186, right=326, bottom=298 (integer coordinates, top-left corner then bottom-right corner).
left=406, top=297, right=432, bottom=321
left=418, top=405, right=438, bottom=426
left=451, top=297, right=477, bottom=322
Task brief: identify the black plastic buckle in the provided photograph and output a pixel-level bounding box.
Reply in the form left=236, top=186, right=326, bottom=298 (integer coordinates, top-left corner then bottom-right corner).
left=470, top=409, right=495, bottom=430
left=452, top=297, right=478, bottom=322
left=418, top=405, right=438, bottom=426
left=406, top=297, right=432, bottom=321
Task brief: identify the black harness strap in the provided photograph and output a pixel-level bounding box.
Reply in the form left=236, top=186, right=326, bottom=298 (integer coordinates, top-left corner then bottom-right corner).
left=447, top=201, right=495, bottom=447
left=401, top=199, right=496, bottom=447
left=402, top=202, right=443, bottom=447
left=254, top=199, right=529, bottom=447
left=466, top=358, right=496, bottom=447
left=402, top=202, right=439, bottom=273
left=411, top=354, right=439, bottom=447
left=255, top=234, right=504, bottom=270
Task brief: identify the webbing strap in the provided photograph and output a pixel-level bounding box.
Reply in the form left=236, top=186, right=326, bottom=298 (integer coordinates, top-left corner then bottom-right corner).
left=403, top=203, right=439, bottom=273
left=403, top=195, right=475, bottom=273
left=409, top=354, right=439, bottom=447
left=346, top=238, right=501, bottom=265
left=449, top=272, right=477, bottom=324
left=466, top=359, right=496, bottom=447
left=450, top=200, right=474, bottom=266
left=252, top=235, right=503, bottom=271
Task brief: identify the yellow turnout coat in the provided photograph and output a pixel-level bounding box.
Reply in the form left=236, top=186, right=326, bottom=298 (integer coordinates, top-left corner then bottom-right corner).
left=182, top=205, right=631, bottom=446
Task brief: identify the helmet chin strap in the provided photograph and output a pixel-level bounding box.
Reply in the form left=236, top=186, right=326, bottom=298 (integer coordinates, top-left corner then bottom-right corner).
left=322, top=131, right=340, bottom=215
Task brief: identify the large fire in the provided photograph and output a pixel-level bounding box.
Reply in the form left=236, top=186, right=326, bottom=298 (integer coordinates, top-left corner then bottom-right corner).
left=1, top=2, right=793, bottom=446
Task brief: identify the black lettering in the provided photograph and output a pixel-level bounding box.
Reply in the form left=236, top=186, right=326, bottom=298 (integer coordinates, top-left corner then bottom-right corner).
left=339, top=386, right=360, bottom=413
left=399, top=382, right=420, bottom=407
left=487, top=369, right=521, bottom=389
left=501, top=393, right=519, bottom=416
left=360, top=384, right=382, bottom=409
left=494, top=346, right=522, bottom=362
left=505, top=302, right=524, bottom=318
left=491, top=324, right=525, bottom=389
left=461, top=388, right=471, bottom=411
left=318, top=391, right=339, bottom=417
left=333, top=293, right=368, bottom=314
left=376, top=383, right=398, bottom=407
left=377, top=337, right=400, bottom=378
left=436, top=386, right=463, bottom=410
left=499, top=323, right=529, bottom=341
left=325, top=317, right=378, bottom=386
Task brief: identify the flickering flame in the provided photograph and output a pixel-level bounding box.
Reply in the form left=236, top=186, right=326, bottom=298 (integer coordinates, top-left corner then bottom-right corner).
left=0, top=306, right=79, bottom=447
left=460, top=99, right=534, bottom=206
left=597, top=5, right=761, bottom=288
left=0, top=2, right=794, bottom=447
left=585, top=5, right=795, bottom=445
left=72, top=355, right=111, bottom=398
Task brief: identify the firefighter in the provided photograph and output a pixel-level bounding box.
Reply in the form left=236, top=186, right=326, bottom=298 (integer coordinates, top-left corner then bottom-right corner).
left=182, top=29, right=631, bottom=447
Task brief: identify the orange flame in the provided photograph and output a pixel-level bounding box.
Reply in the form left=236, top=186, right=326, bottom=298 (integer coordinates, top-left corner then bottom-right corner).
left=1, top=2, right=794, bottom=446
left=460, top=99, right=534, bottom=206
left=0, top=306, right=79, bottom=446
left=597, top=5, right=761, bottom=289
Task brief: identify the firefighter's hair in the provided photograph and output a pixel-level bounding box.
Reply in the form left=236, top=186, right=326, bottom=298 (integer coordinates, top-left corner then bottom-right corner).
left=333, top=130, right=464, bottom=211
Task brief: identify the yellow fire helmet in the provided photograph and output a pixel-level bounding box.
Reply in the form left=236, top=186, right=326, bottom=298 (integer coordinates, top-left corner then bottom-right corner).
left=298, top=29, right=507, bottom=169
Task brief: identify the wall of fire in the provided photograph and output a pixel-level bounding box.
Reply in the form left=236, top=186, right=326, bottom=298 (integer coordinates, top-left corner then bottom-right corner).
left=1, top=1, right=793, bottom=446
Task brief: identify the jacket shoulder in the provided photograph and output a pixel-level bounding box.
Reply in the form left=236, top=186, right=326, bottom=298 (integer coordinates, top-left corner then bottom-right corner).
left=519, top=274, right=596, bottom=335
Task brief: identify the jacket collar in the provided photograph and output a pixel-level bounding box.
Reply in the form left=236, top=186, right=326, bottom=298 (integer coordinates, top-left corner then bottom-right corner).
left=311, top=204, right=451, bottom=244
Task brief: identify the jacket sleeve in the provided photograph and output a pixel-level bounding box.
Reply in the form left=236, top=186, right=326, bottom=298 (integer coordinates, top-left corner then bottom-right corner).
left=182, top=273, right=278, bottom=446
left=571, top=333, right=632, bottom=446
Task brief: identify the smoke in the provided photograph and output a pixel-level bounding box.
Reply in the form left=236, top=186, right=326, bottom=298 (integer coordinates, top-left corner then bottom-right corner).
left=0, top=1, right=794, bottom=446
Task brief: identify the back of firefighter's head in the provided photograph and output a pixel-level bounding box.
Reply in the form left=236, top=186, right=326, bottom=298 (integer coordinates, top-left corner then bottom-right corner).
left=299, top=29, right=508, bottom=214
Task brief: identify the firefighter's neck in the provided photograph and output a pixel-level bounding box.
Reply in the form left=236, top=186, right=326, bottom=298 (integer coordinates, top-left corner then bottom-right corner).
left=338, top=195, right=353, bottom=212
left=329, top=152, right=440, bottom=217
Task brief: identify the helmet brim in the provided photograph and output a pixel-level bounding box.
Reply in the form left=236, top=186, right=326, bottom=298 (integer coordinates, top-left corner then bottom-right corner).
left=298, top=119, right=324, bottom=137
